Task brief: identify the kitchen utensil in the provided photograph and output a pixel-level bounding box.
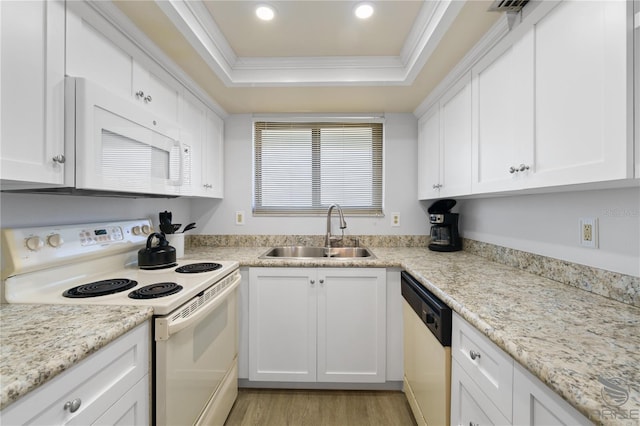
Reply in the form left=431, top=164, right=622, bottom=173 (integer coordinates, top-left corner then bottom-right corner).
left=181, top=222, right=196, bottom=233
left=159, top=224, right=175, bottom=234
left=138, top=233, right=176, bottom=269
left=171, top=224, right=181, bottom=233
left=159, top=211, right=172, bottom=225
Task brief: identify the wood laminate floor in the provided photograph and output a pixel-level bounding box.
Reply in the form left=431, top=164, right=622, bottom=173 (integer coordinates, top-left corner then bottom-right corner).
left=225, top=389, right=417, bottom=426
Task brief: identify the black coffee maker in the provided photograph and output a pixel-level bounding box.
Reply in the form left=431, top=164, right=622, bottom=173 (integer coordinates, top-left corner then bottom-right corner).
left=428, top=199, right=462, bottom=252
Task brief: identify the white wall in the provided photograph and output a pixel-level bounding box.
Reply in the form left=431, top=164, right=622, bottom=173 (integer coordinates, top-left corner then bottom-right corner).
left=457, top=187, right=640, bottom=277
left=192, top=113, right=430, bottom=237
left=0, top=192, right=191, bottom=229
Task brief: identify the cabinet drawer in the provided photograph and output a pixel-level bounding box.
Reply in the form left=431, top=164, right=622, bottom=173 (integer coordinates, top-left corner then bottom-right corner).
left=452, top=313, right=513, bottom=421
left=1, top=322, right=150, bottom=425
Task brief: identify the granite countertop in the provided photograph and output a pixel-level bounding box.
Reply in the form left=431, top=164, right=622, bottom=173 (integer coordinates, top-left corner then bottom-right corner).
left=0, top=304, right=153, bottom=410
left=186, top=245, right=640, bottom=425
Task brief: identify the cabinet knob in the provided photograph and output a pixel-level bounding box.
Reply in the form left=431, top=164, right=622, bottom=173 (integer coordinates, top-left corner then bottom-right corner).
left=469, top=422, right=479, bottom=426
left=52, top=154, right=65, bottom=164
left=310, top=280, right=315, bottom=285
left=432, top=184, right=442, bottom=189
left=135, top=90, right=145, bottom=98
left=144, top=95, right=152, bottom=103
left=519, top=163, right=530, bottom=172
left=509, top=166, right=517, bottom=174
left=319, top=279, right=324, bottom=284
left=64, top=398, right=82, bottom=413
left=469, top=349, right=481, bottom=360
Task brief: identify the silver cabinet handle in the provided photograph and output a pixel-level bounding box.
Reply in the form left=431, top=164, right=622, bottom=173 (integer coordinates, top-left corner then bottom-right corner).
left=144, top=95, right=152, bottom=103
left=469, top=422, right=479, bottom=426
left=310, top=280, right=315, bottom=285
left=135, top=90, right=145, bottom=98
left=469, top=350, right=481, bottom=360
left=319, top=279, right=324, bottom=284
left=432, top=184, right=442, bottom=189
left=519, top=163, right=530, bottom=172
left=509, top=166, right=517, bottom=174
left=52, top=154, right=65, bottom=164
left=64, top=398, right=81, bottom=413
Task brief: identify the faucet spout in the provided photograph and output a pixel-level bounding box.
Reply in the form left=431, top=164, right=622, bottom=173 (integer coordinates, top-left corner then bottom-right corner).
left=325, top=204, right=347, bottom=249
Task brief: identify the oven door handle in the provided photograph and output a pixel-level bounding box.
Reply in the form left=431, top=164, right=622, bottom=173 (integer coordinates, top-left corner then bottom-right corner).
left=155, top=274, right=240, bottom=341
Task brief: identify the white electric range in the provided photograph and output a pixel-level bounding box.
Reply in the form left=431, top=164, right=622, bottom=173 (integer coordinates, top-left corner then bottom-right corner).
left=1, top=219, right=240, bottom=426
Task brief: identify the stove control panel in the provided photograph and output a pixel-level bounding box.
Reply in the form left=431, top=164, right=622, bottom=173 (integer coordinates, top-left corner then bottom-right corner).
left=1, top=219, right=154, bottom=278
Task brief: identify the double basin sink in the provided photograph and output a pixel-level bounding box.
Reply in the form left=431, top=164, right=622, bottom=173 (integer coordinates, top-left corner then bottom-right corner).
left=259, top=246, right=375, bottom=259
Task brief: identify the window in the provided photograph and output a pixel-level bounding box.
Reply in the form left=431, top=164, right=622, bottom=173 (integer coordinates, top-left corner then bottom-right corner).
left=253, top=121, right=383, bottom=216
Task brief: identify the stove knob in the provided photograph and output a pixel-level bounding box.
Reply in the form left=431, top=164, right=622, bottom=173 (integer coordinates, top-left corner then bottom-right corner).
left=132, top=226, right=142, bottom=235
left=47, top=233, right=64, bottom=248
left=141, top=224, right=151, bottom=234
left=25, top=236, right=44, bottom=251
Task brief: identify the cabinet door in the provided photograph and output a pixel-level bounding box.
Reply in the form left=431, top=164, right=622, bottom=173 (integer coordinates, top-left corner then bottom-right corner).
left=248, top=268, right=317, bottom=382
left=451, top=359, right=510, bottom=426
left=513, top=363, right=590, bottom=426
left=202, top=110, right=225, bottom=198
left=527, top=0, right=633, bottom=188
left=471, top=28, right=534, bottom=194
left=178, top=91, right=206, bottom=197
left=132, top=61, right=179, bottom=122
left=91, top=377, right=149, bottom=426
left=440, top=74, right=472, bottom=197
left=417, top=105, right=441, bottom=200
left=317, top=268, right=386, bottom=383
left=1, top=0, right=66, bottom=187
left=66, top=3, right=132, bottom=100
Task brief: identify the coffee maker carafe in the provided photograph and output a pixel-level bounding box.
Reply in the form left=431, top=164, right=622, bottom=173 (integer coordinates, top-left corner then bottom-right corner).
left=428, top=199, right=462, bottom=252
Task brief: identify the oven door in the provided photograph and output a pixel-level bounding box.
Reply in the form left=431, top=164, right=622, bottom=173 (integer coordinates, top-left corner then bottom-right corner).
left=155, top=273, right=240, bottom=426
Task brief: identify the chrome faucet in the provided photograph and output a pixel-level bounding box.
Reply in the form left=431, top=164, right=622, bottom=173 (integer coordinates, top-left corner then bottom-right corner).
left=325, top=204, right=347, bottom=249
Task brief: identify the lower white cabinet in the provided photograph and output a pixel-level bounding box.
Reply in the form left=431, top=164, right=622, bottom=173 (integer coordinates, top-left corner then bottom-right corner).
left=0, top=322, right=150, bottom=425
left=451, top=313, right=590, bottom=426
left=513, top=363, right=590, bottom=426
left=248, top=267, right=386, bottom=383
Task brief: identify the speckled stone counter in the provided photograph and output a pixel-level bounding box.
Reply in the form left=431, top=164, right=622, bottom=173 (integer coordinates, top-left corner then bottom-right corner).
left=186, top=245, right=640, bottom=425
left=0, top=304, right=153, bottom=410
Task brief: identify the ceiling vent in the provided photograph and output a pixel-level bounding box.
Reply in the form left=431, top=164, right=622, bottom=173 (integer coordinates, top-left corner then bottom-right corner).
left=488, top=0, right=529, bottom=13
left=488, top=0, right=529, bottom=29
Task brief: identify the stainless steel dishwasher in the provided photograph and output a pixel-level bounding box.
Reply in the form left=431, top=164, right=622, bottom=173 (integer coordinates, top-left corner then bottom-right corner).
left=401, top=271, right=452, bottom=426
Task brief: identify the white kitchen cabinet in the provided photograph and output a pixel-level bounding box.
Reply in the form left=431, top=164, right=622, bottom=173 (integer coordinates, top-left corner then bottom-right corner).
left=201, top=110, right=225, bottom=198
left=418, top=74, right=472, bottom=200
left=248, top=267, right=386, bottom=383
left=470, top=25, right=534, bottom=194
left=417, top=105, right=440, bottom=199
left=66, top=2, right=179, bottom=123
left=513, top=363, right=591, bottom=426
left=472, top=0, right=633, bottom=194
left=451, top=313, right=590, bottom=426
left=451, top=312, right=513, bottom=422
left=178, top=91, right=225, bottom=198
left=0, top=0, right=66, bottom=188
left=0, top=322, right=150, bottom=425
left=451, top=359, right=511, bottom=426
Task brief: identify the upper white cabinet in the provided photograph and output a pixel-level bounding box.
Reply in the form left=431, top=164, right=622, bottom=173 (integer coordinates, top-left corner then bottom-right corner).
left=179, top=91, right=224, bottom=198
left=0, top=0, right=66, bottom=188
left=471, top=0, right=634, bottom=194
left=418, top=74, right=472, bottom=199
left=248, top=267, right=387, bottom=384
left=66, top=5, right=179, bottom=123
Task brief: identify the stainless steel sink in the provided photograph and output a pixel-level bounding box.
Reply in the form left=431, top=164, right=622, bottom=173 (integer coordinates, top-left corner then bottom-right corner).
left=259, top=246, right=375, bottom=259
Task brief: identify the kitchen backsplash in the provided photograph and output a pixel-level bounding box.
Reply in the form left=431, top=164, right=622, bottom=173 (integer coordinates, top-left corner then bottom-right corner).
left=187, top=234, right=639, bottom=308
left=463, top=239, right=640, bottom=308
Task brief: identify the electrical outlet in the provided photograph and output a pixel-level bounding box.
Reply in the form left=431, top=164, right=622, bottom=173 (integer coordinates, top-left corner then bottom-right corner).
left=579, top=217, right=598, bottom=248
left=391, top=212, right=400, bottom=227
left=235, top=211, right=245, bottom=225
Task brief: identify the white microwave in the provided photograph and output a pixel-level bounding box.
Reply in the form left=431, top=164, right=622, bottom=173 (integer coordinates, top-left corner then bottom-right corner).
left=64, top=77, right=190, bottom=197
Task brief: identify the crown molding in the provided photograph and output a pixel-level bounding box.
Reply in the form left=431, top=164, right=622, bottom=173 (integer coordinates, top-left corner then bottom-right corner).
left=155, top=0, right=465, bottom=87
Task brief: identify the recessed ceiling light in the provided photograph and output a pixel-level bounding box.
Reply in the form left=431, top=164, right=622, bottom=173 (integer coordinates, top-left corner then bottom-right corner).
left=354, top=3, right=374, bottom=19
left=256, top=5, right=275, bottom=21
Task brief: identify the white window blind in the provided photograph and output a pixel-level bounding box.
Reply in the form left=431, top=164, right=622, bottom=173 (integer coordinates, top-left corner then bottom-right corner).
left=254, top=121, right=383, bottom=216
